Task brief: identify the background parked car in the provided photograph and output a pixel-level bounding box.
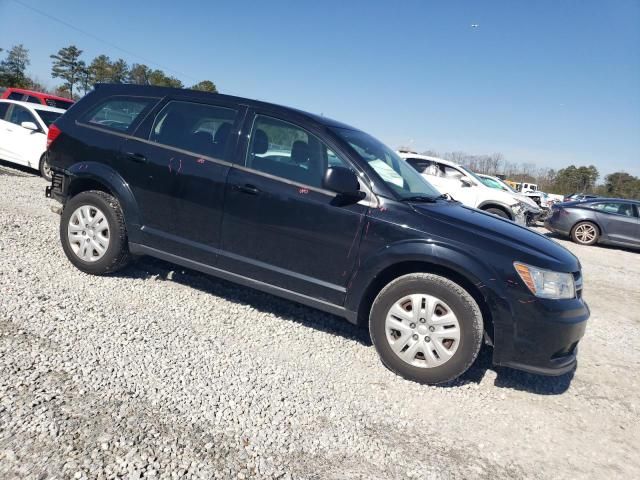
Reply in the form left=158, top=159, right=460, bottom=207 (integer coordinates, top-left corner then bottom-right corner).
left=545, top=198, right=640, bottom=249
left=476, top=173, right=541, bottom=224
left=563, top=193, right=599, bottom=202
left=0, top=87, right=74, bottom=110
left=399, top=152, right=530, bottom=224
left=0, top=99, right=64, bottom=180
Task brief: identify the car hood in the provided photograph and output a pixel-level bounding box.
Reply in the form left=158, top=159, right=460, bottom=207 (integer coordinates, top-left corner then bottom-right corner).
left=410, top=201, right=580, bottom=271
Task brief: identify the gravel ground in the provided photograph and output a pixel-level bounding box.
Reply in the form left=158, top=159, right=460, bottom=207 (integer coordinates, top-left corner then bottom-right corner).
left=1, top=163, right=639, bottom=479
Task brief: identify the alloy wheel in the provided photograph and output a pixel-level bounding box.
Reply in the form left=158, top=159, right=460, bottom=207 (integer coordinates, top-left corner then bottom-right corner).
left=574, top=223, right=597, bottom=244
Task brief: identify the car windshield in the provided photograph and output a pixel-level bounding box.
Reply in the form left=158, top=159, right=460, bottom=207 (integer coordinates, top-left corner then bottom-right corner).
left=331, top=128, right=440, bottom=199
left=479, top=176, right=504, bottom=190
left=495, top=178, right=518, bottom=193
left=35, top=109, right=63, bottom=128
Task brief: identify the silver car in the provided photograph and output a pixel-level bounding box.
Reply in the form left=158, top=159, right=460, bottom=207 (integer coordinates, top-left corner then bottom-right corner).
left=545, top=198, right=640, bottom=249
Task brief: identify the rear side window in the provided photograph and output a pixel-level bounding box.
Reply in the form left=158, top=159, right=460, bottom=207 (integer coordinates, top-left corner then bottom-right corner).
left=150, top=101, right=237, bottom=160
left=82, top=97, right=155, bottom=132
left=0, top=103, right=9, bottom=119
left=46, top=98, right=73, bottom=110
left=26, top=96, right=42, bottom=104
left=592, top=202, right=634, bottom=217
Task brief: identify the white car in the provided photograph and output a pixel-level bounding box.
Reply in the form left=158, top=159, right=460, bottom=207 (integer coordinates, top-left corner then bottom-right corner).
left=397, top=152, right=530, bottom=224
left=476, top=173, right=542, bottom=224
left=0, top=99, right=65, bottom=180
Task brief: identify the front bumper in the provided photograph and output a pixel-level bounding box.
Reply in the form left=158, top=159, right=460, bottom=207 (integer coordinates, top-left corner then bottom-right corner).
left=493, top=296, right=589, bottom=376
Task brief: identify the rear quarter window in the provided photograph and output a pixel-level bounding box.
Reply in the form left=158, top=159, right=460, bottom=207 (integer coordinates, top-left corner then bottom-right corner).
left=80, top=96, right=158, bottom=133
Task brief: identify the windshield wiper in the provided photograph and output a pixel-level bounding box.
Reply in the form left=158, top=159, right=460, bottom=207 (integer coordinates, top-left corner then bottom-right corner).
left=437, top=193, right=456, bottom=201
left=401, top=195, right=438, bottom=203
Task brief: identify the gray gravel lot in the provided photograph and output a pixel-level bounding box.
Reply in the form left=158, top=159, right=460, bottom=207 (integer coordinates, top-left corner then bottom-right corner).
left=1, top=164, right=639, bottom=479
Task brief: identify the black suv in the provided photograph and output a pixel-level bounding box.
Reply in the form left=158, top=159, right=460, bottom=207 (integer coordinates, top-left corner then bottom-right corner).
left=46, top=84, right=589, bottom=384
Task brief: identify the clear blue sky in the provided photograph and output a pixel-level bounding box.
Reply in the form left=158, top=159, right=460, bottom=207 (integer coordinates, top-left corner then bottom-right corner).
left=1, top=0, right=639, bottom=178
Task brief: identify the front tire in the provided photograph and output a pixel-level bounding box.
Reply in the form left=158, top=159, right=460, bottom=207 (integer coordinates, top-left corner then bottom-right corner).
left=60, top=190, right=131, bottom=275
left=369, top=273, right=483, bottom=385
left=484, top=207, right=509, bottom=219
left=571, top=221, right=599, bottom=246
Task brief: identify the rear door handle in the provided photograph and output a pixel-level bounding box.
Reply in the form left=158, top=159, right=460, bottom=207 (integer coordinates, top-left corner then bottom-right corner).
left=234, top=184, right=260, bottom=195
left=124, top=152, right=147, bottom=163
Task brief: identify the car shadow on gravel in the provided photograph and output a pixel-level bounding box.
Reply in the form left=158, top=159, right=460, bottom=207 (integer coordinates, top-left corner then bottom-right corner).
left=449, top=346, right=575, bottom=395
left=117, top=257, right=575, bottom=393
left=119, top=256, right=373, bottom=346
left=0, top=160, right=38, bottom=177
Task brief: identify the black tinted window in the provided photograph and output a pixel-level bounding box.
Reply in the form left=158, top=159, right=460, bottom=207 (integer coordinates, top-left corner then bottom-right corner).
left=83, top=97, right=154, bottom=132
left=150, top=101, right=237, bottom=160
left=26, top=96, right=41, bottom=104
left=0, top=103, right=9, bottom=119
left=35, top=109, right=62, bottom=128
left=246, top=115, right=349, bottom=188
left=8, top=92, right=24, bottom=100
left=8, top=105, right=36, bottom=126
left=46, top=98, right=73, bottom=110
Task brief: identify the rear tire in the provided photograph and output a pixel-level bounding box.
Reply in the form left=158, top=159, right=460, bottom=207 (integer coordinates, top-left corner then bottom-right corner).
left=571, top=221, right=599, bottom=246
left=369, top=273, right=483, bottom=385
left=60, top=190, right=131, bottom=275
left=484, top=207, right=509, bottom=219
left=39, top=153, right=52, bottom=181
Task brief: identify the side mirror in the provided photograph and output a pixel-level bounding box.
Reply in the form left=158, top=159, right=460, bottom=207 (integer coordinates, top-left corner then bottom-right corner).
left=323, top=166, right=363, bottom=198
left=21, top=121, right=39, bottom=132
left=460, top=176, right=472, bottom=187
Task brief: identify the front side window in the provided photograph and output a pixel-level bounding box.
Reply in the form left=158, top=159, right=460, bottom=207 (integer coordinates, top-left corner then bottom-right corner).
left=405, top=158, right=434, bottom=174
left=331, top=128, right=440, bottom=199
left=7, top=92, right=24, bottom=101
left=150, top=101, right=237, bottom=160
left=0, top=103, right=9, bottom=120
left=83, top=97, right=154, bottom=132
left=246, top=115, right=350, bottom=188
left=8, top=105, right=37, bottom=127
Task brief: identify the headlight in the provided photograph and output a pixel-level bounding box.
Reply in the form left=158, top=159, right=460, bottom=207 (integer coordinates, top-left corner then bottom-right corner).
left=514, top=262, right=575, bottom=299
left=511, top=202, right=525, bottom=215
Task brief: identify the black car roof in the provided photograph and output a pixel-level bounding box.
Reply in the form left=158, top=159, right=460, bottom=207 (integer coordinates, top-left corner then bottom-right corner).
left=94, top=83, right=359, bottom=131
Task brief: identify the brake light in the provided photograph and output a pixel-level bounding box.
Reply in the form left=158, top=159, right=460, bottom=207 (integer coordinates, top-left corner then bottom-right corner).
left=47, top=124, right=61, bottom=149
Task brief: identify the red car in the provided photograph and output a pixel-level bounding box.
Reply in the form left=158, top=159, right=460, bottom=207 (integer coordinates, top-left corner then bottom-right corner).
left=0, top=87, right=74, bottom=110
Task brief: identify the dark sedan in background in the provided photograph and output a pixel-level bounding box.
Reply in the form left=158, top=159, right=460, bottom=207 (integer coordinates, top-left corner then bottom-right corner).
left=545, top=198, right=640, bottom=249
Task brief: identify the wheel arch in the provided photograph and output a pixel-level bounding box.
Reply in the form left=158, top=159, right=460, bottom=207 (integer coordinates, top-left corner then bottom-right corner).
left=349, top=244, right=507, bottom=344
left=477, top=202, right=513, bottom=220
left=64, top=162, right=141, bottom=235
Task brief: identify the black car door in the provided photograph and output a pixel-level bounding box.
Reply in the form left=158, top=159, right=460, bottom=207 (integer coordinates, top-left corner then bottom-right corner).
left=121, top=96, right=245, bottom=265
left=219, top=111, right=370, bottom=305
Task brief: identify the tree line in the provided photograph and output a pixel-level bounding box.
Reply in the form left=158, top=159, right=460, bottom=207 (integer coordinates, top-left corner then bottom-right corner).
left=0, top=44, right=217, bottom=99
left=417, top=149, right=639, bottom=199
left=2, top=45, right=637, bottom=199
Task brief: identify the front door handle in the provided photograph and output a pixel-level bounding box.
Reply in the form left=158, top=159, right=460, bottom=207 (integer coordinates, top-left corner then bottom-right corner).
left=234, top=184, right=260, bottom=195
left=124, top=152, right=147, bottom=163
